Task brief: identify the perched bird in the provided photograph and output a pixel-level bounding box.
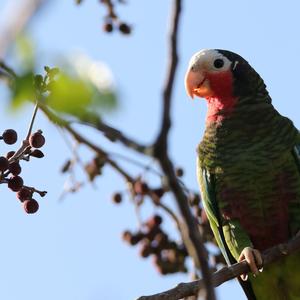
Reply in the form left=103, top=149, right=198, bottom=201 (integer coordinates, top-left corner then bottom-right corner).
left=185, top=49, right=300, bottom=300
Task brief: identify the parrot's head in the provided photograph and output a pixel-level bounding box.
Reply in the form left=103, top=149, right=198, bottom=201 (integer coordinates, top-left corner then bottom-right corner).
left=185, top=49, right=268, bottom=102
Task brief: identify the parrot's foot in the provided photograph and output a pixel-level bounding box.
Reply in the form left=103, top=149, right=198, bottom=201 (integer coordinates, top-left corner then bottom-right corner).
left=238, top=247, right=263, bottom=281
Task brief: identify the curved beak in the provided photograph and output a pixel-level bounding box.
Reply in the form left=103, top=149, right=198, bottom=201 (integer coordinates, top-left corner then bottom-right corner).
left=185, top=69, right=199, bottom=99
left=185, top=68, right=211, bottom=99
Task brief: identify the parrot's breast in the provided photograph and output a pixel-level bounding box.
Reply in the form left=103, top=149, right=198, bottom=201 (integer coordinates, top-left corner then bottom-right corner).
left=198, top=101, right=300, bottom=251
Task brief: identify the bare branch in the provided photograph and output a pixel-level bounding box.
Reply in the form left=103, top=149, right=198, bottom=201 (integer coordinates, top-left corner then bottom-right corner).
left=78, top=120, right=151, bottom=155
left=155, top=0, right=181, bottom=146
left=137, top=235, right=300, bottom=300
left=152, top=1, right=216, bottom=299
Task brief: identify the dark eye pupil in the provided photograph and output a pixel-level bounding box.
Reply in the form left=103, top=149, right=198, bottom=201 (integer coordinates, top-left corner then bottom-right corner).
left=214, top=59, right=224, bottom=68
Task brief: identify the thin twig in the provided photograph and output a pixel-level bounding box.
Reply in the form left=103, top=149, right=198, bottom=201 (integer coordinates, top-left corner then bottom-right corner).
left=109, top=152, right=162, bottom=177
left=0, top=60, right=17, bottom=80
left=9, top=102, right=39, bottom=162
left=26, top=102, right=39, bottom=140
left=137, top=235, right=300, bottom=300
left=23, top=185, right=47, bottom=197
left=77, top=120, right=151, bottom=155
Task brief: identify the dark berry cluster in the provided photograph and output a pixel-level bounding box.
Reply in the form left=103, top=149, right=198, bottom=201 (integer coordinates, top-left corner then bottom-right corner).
left=103, top=21, right=131, bottom=35
left=110, top=178, right=166, bottom=207
left=96, top=0, right=131, bottom=35
left=0, top=128, right=47, bottom=214
left=122, top=215, right=188, bottom=275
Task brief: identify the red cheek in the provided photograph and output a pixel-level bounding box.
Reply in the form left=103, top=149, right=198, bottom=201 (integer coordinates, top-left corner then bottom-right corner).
left=206, top=71, right=234, bottom=98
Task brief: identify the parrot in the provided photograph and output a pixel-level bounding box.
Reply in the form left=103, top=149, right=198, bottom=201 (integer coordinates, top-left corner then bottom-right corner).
left=184, top=49, right=300, bottom=300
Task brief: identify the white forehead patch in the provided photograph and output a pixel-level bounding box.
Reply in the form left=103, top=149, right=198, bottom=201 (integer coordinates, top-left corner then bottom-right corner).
left=188, top=49, right=232, bottom=72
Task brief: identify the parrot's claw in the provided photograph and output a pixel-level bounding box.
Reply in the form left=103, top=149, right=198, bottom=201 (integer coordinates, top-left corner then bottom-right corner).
left=238, top=247, right=263, bottom=281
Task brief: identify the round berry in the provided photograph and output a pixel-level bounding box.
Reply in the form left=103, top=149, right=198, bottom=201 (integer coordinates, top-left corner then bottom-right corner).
left=8, top=162, right=21, bottom=175
left=103, top=22, right=113, bottom=33
left=6, top=151, right=15, bottom=159
left=119, top=23, right=131, bottom=34
left=16, top=187, right=32, bottom=202
left=140, top=244, right=152, bottom=258
left=30, top=149, right=44, bottom=158
left=23, top=199, right=39, bottom=214
left=134, top=181, right=149, bottom=195
left=122, top=230, right=132, bottom=243
left=0, top=156, right=9, bottom=172
left=112, top=192, right=122, bottom=204
left=175, top=167, right=184, bottom=177
left=147, top=215, right=163, bottom=229
left=153, top=188, right=165, bottom=198
left=8, top=176, right=23, bottom=191
left=189, top=194, right=201, bottom=206
left=29, top=132, right=45, bottom=148
left=2, top=129, right=17, bottom=144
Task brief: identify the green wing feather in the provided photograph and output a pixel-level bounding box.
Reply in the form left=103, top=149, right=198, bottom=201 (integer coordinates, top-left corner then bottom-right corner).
left=197, top=158, right=257, bottom=299
left=197, top=157, right=253, bottom=263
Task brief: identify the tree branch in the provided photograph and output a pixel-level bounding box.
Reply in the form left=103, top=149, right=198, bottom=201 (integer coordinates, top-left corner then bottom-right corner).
left=137, top=235, right=300, bottom=300
left=152, top=1, right=216, bottom=299
left=154, top=0, right=180, bottom=147
left=78, top=120, right=151, bottom=155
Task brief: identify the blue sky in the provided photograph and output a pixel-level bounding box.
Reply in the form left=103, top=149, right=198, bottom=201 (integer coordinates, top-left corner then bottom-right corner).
left=0, top=1, right=299, bottom=300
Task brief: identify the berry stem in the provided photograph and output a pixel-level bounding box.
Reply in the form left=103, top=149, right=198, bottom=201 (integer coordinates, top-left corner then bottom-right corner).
left=23, top=185, right=47, bottom=197
left=26, top=102, right=39, bottom=140
left=9, top=103, right=39, bottom=163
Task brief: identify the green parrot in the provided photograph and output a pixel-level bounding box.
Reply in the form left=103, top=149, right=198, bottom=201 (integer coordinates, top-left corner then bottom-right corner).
left=184, top=49, right=300, bottom=300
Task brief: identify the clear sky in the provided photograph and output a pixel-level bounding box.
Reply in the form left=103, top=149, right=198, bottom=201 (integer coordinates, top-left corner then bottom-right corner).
left=0, top=1, right=300, bottom=300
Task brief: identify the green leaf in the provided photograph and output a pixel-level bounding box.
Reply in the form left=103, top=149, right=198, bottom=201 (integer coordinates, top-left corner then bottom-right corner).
left=46, top=72, right=93, bottom=118
left=10, top=72, right=35, bottom=108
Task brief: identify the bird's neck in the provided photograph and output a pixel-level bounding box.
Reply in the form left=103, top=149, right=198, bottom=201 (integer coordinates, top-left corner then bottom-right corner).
left=205, top=96, right=237, bottom=125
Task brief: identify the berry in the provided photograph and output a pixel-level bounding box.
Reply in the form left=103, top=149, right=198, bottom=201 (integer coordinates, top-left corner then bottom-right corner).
left=103, top=22, right=113, bottom=33
left=0, top=156, right=9, bottom=172
left=8, top=162, right=21, bottom=175
left=2, top=129, right=17, bottom=145
left=112, top=192, right=122, bottom=204
left=29, top=132, right=45, bottom=148
left=147, top=215, right=162, bottom=229
left=195, top=206, right=202, bottom=218
left=119, top=23, right=131, bottom=34
left=129, top=235, right=141, bottom=246
left=23, top=199, right=39, bottom=214
left=30, top=149, right=44, bottom=158
left=134, top=180, right=149, bottom=195
left=189, top=194, right=200, bottom=206
left=140, top=244, right=152, bottom=258
left=8, top=176, right=23, bottom=191
left=154, top=233, right=168, bottom=248
left=16, top=187, right=32, bottom=202
left=175, top=167, right=184, bottom=177
left=6, top=151, right=15, bottom=159
left=152, top=188, right=165, bottom=198
left=122, top=230, right=132, bottom=243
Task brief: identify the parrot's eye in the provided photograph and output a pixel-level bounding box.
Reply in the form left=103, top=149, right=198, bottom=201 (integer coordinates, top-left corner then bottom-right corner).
left=213, top=59, right=224, bottom=69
